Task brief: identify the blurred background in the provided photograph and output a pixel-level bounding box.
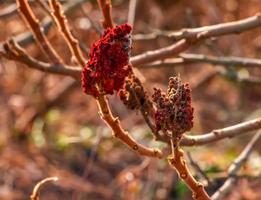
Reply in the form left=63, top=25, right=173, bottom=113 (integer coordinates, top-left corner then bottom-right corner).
left=0, top=0, right=260, bottom=199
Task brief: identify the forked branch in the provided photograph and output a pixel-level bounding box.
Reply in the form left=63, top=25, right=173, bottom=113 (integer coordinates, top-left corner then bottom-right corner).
left=97, top=95, right=163, bottom=158
left=16, top=0, right=62, bottom=64
left=0, top=39, right=80, bottom=79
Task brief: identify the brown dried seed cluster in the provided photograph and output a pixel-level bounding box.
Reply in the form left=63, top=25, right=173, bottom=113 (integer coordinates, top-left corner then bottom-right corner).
left=152, top=76, right=194, bottom=136
left=119, top=74, right=153, bottom=115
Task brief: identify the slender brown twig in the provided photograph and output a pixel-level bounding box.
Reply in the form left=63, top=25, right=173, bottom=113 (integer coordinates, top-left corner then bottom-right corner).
left=128, top=0, right=138, bottom=25
left=211, top=130, right=261, bottom=200
left=130, top=13, right=261, bottom=66
left=181, top=118, right=261, bottom=146
left=133, top=14, right=261, bottom=41
left=0, top=4, right=17, bottom=19
left=139, top=53, right=261, bottom=69
left=16, top=0, right=63, bottom=64
left=0, top=39, right=80, bottom=79
left=187, top=152, right=212, bottom=185
left=31, top=177, right=58, bottom=200
left=97, top=0, right=114, bottom=28
left=49, top=0, right=86, bottom=67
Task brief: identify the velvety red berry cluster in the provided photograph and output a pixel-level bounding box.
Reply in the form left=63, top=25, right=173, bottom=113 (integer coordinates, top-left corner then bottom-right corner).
left=82, top=23, right=132, bottom=97
left=152, top=76, right=194, bottom=136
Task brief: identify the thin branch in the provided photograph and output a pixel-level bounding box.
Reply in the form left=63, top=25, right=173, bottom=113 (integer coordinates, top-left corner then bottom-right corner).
left=139, top=55, right=261, bottom=86
left=211, top=130, right=261, bottom=200
left=169, top=14, right=261, bottom=41
left=97, top=0, right=114, bottom=28
left=16, top=0, right=63, bottom=64
left=133, top=13, right=261, bottom=41
left=0, top=39, right=81, bottom=79
left=97, top=95, right=163, bottom=158
left=132, top=31, right=170, bottom=41
left=128, top=0, right=138, bottom=26
left=0, top=0, right=85, bottom=50
left=187, top=152, right=211, bottom=185
left=139, top=53, right=261, bottom=69
left=49, top=0, right=86, bottom=68
left=180, top=53, right=261, bottom=68
left=130, top=13, right=261, bottom=66
left=30, top=177, right=58, bottom=200
left=131, top=39, right=191, bottom=66
left=0, top=4, right=17, bottom=19
left=180, top=118, right=261, bottom=146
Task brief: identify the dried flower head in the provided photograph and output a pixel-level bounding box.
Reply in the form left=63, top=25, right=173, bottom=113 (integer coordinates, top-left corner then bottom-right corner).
left=82, top=23, right=132, bottom=97
left=119, top=74, right=153, bottom=114
left=152, top=76, right=194, bottom=136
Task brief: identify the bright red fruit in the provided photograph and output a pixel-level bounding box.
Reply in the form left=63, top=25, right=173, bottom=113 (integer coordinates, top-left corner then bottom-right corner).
left=82, top=23, right=132, bottom=97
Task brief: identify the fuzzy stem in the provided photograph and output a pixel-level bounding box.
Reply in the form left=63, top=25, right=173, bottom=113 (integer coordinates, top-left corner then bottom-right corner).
left=168, top=147, right=211, bottom=200
left=96, top=95, right=163, bottom=158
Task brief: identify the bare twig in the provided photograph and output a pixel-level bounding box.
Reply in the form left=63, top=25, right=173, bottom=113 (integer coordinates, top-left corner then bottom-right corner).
left=49, top=0, right=86, bottom=67
left=16, top=0, right=63, bottom=64
left=187, top=152, right=211, bottom=185
left=180, top=53, right=261, bottom=68
left=30, top=177, right=58, bottom=200
left=97, top=0, right=114, bottom=28
left=181, top=118, right=261, bottom=146
left=139, top=53, right=261, bottom=69
left=133, top=14, right=261, bottom=41
left=211, top=131, right=261, bottom=200
left=0, top=4, right=17, bottom=19
left=0, top=0, right=85, bottom=49
left=0, top=39, right=81, bottom=79
left=169, top=14, right=261, bottom=41
left=131, top=13, right=261, bottom=66
left=128, top=0, right=138, bottom=26
left=140, top=56, right=261, bottom=86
